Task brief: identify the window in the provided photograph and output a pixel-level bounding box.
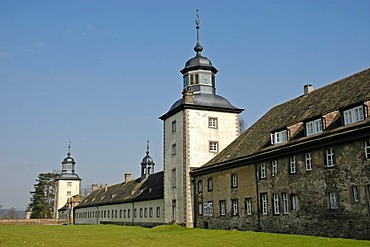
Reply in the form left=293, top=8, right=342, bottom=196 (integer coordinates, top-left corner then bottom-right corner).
left=325, top=148, right=335, bottom=167
left=198, top=203, right=203, bottom=215
left=272, top=160, right=278, bottom=177
left=144, top=208, right=148, bottom=217
left=140, top=208, right=143, bottom=218
left=120, top=210, right=122, bottom=218
left=261, top=194, right=268, bottom=215
left=172, top=120, right=176, bottom=132
left=197, top=180, right=203, bottom=193
left=172, top=144, right=176, bottom=155
left=67, top=191, right=71, bottom=197
left=352, top=186, right=360, bottom=203
left=306, top=118, right=323, bottom=136
left=219, top=200, right=226, bottom=216
left=232, top=199, right=239, bottom=216
left=305, top=153, right=313, bottom=171
left=204, top=201, right=213, bottom=217
left=127, top=209, right=131, bottom=218
left=207, top=178, right=213, bottom=192
left=282, top=193, right=289, bottom=214
left=289, top=156, right=296, bottom=174
left=329, top=192, right=339, bottom=209
left=365, top=140, right=370, bottom=160
left=172, top=200, right=176, bottom=221
left=245, top=198, right=252, bottom=216
left=156, top=207, right=160, bottom=217
left=134, top=209, right=137, bottom=218
left=123, top=209, right=126, bottom=218
left=344, top=105, right=364, bottom=125
left=209, top=117, right=218, bottom=128
left=273, top=194, right=280, bottom=215
left=260, top=163, right=266, bottom=179
left=67, top=182, right=72, bottom=187
left=172, top=169, right=176, bottom=188
left=291, top=195, right=300, bottom=211
left=209, top=141, right=218, bottom=152
left=271, top=130, right=288, bottom=144
left=195, top=73, right=199, bottom=84
left=149, top=207, right=153, bottom=218
left=231, top=174, right=238, bottom=188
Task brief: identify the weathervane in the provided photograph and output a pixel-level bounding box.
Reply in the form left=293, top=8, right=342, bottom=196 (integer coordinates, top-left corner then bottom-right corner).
left=194, top=9, right=203, bottom=54
left=67, top=139, right=71, bottom=156
left=146, top=140, right=150, bottom=154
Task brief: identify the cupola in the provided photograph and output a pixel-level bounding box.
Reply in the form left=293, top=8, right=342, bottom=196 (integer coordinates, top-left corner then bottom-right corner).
left=140, top=140, right=155, bottom=181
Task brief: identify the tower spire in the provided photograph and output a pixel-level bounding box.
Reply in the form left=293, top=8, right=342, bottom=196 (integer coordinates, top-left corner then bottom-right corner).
left=194, top=9, right=203, bottom=54
left=146, top=140, right=150, bottom=155
left=67, top=139, right=71, bottom=157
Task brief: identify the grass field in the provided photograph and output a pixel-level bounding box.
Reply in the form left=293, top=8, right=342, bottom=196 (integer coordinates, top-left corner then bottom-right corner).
left=0, top=224, right=369, bottom=247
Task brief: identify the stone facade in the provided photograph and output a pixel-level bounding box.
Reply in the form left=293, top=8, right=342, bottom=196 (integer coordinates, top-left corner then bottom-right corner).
left=192, top=68, right=370, bottom=239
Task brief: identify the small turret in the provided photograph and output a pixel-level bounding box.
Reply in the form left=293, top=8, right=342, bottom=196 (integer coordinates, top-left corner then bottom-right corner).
left=140, top=140, right=155, bottom=181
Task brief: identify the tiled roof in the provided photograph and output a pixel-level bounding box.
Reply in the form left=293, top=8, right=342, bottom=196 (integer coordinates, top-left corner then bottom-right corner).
left=197, top=68, right=370, bottom=170
left=75, top=171, right=163, bottom=208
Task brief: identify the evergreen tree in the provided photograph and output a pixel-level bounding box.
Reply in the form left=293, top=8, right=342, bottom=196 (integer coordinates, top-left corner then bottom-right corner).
left=29, top=172, right=57, bottom=219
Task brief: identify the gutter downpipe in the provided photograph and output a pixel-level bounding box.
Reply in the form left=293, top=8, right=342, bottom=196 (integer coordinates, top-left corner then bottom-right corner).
left=254, top=163, right=261, bottom=231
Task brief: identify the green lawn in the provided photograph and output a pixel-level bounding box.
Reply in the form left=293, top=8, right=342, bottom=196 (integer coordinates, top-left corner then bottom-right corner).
left=0, top=224, right=368, bottom=247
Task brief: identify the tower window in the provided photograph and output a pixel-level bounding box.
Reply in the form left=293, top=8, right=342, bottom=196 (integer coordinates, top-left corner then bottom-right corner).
left=172, top=120, right=176, bottom=132
left=195, top=74, right=199, bottom=84
left=172, top=144, right=176, bottom=155
left=208, top=117, right=218, bottom=128
left=67, top=191, right=71, bottom=197
left=67, top=182, right=72, bottom=187
left=190, top=74, right=194, bottom=85
left=209, top=141, right=218, bottom=152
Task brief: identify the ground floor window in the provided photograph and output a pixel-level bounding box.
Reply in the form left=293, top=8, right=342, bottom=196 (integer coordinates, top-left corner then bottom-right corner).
left=219, top=200, right=226, bottom=216
left=261, top=194, right=268, bottom=215
left=329, top=192, right=339, bottom=209
left=245, top=198, right=252, bottom=216
left=231, top=199, right=238, bottom=216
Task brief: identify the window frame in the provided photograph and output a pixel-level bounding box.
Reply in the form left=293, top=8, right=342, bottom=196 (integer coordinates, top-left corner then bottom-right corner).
left=231, top=174, right=238, bottom=188
left=365, top=140, right=370, bottom=160
left=172, top=169, right=176, bottom=188
left=171, top=120, right=176, bottom=132
left=198, top=203, right=203, bottom=215
left=261, top=194, right=268, bottom=215
left=231, top=199, right=239, bottom=216
left=272, top=160, right=278, bottom=177
left=282, top=193, right=289, bottom=214
left=305, top=152, right=313, bottom=171
left=171, top=143, right=176, bottom=155
left=306, top=118, right=323, bottom=136
left=207, top=177, right=213, bottom=192
left=208, top=117, right=218, bottom=129
left=291, top=195, right=300, bottom=211
left=271, top=129, right=288, bottom=144
left=245, top=198, right=252, bottom=216
left=325, top=148, right=335, bottom=167
left=343, top=105, right=365, bottom=125
left=273, top=194, right=280, bottom=215
left=209, top=141, right=219, bottom=153
left=260, top=163, right=266, bottom=179
left=197, top=180, right=203, bottom=193
left=329, top=192, right=339, bottom=209
left=219, top=200, right=226, bottom=216
left=289, top=156, right=297, bottom=174
left=351, top=186, right=360, bottom=203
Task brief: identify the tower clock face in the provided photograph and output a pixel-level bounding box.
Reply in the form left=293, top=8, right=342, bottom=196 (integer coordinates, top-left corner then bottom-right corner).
left=201, top=74, right=210, bottom=84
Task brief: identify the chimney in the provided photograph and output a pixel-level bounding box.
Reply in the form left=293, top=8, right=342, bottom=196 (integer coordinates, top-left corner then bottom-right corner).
left=182, top=87, right=193, bottom=103
left=304, top=84, right=313, bottom=95
left=92, top=184, right=98, bottom=191
left=124, top=173, right=132, bottom=183
left=104, top=184, right=108, bottom=192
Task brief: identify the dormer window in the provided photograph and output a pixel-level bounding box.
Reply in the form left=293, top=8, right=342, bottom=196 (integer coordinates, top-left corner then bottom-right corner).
left=343, top=105, right=364, bottom=125
left=306, top=118, right=323, bottom=136
left=271, top=129, right=288, bottom=144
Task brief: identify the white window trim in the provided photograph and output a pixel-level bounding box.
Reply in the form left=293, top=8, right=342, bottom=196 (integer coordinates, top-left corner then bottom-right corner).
left=271, top=130, right=288, bottom=144
left=344, top=105, right=364, bottom=125
left=326, top=148, right=335, bottom=167
left=220, top=201, right=226, bottom=216
left=352, top=186, right=360, bottom=203
left=260, top=163, right=266, bottom=179
left=231, top=174, right=238, bottom=188
left=261, top=194, right=268, bottom=215
left=272, top=160, right=278, bottom=177
left=232, top=199, right=238, bottom=216
left=305, top=153, right=312, bottom=171
left=291, top=195, right=300, bottom=211
left=365, top=140, right=370, bottom=160
left=289, top=156, right=296, bottom=174
left=245, top=198, right=252, bottom=216
left=282, top=193, right=289, bottom=214
left=273, top=194, right=280, bottom=215
left=209, top=117, right=218, bottom=128
left=209, top=141, right=218, bottom=153
left=306, top=118, right=323, bottom=136
left=198, top=203, right=203, bottom=215
left=329, top=192, right=339, bottom=209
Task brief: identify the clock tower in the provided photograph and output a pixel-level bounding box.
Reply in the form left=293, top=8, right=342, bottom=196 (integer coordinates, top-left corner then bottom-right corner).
left=160, top=10, right=243, bottom=227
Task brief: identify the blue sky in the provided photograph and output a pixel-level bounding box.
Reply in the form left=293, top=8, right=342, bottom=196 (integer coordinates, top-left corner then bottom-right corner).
left=1, top=1, right=369, bottom=209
